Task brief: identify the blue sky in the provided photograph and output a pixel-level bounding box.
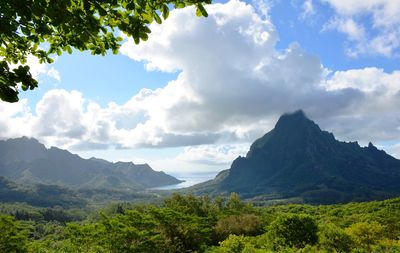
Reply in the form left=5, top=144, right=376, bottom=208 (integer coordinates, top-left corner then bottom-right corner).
left=1, top=0, right=400, bottom=176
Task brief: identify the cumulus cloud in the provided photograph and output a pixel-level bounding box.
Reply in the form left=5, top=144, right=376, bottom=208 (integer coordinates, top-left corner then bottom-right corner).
left=320, top=0, right=400, bottom=57
left=0, top=0, right=399, bottom=162
left=0, top=99, right=33, bottom=139
left=119, top=0, right=353, bottom=144
left=318, top=68, right=400, bottom=144
left=324, top=68, right=400, bottom=94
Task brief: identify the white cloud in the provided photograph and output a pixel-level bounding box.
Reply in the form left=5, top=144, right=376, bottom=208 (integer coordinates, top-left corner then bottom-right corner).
left=0, top=99, right=33, bottom=139
left=317, top=67, right=400, bottom=145
left=0, top=0, right=399, bottom=164
left=176, top=144, right=249, bottom=165
left=252, top=0, right=273, bottom=19
left=323, top=17, right=365, bottom=41
left=32, top=90, right=87, bottom=147
left=301, top=0, right=316, bottom=19
left=320, top=0, right=400, bottom=57
left=323, top=68, right=400, bottom=94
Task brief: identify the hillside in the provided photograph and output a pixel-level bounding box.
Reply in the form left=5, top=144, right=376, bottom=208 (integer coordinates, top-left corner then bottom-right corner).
left=0, top=176, right=86, bottom=208
left=188, top=110, right=400, bottom=204
left=0, top=137, right=182, bottom=190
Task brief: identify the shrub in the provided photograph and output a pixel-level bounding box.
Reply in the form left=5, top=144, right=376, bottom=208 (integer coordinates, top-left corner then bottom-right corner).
left=215, top=214, right=264, bottom=241
left=318, top=223, right=353, bottom=252
left=268, top=213, right=318, bottom=249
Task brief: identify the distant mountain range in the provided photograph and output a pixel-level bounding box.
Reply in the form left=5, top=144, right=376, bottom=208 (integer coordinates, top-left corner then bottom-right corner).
left=0, top=137, right=182, bottom=190
left=189, top=110, right=400, bottom=204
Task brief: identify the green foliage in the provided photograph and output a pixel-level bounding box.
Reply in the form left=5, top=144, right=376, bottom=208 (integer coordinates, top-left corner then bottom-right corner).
left=215, top=214, right=263, bottom=241
left=345, top=222, right=384, bottom=253
left=152, top=207, right=212, bottom=252
left=226, top=192, right=247, bottom=212
left=0, top=0, right=211, bottom=102
left=0, top=215, right=28, bottom=253
left=268, top=214, right=318, bottom=249
left=318, top=223, right=353, bottom=252
left=0, top=194, right=399, bottom=253
left=164, top=193, right=213, bottom=217
left=210, top=235, right=258, bottom=253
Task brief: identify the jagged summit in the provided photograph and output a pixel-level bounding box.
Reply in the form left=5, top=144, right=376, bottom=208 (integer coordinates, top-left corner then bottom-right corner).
left=274, top=110, right=321, bottom=134
left=247, top=110, right=335, bottom=158
left=276, top=110, right=307, bottom=125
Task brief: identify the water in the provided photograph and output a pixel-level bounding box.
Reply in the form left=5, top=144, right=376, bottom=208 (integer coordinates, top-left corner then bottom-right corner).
left=152, top=171, right=219, bottom=190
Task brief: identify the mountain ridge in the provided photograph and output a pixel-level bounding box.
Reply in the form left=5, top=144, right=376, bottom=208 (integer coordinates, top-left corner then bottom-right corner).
left=0, top=137, right=182, bottom=190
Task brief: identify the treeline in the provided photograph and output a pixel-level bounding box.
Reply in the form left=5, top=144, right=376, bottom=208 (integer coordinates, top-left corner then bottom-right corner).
left=1, top=194, right=400, bottom=252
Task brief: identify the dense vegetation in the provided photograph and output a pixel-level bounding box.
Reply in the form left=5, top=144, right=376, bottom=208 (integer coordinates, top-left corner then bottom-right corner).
left=1, top=194, right=399, bottom=252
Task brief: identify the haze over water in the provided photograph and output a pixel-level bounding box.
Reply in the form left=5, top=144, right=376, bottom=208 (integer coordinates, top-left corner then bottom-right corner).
left=152, top=171, right=219, bottom=190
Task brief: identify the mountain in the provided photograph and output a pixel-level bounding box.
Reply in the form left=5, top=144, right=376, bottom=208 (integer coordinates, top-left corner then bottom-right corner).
left=189, top=110, right=400, bottom=204
left=0, top=137, right=182, bottom=190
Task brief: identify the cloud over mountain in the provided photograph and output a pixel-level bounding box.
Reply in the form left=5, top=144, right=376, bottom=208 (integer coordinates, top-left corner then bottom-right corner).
left=0, top=0, right=399, bottom=159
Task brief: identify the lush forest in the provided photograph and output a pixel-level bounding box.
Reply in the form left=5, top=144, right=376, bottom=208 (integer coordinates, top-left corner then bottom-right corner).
left=1, top=194, right=400, bottom=253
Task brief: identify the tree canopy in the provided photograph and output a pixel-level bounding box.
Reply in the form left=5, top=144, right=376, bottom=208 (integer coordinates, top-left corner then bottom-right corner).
left=2, top=195, right=400, bottom=252
left=0, top=0, right=211, bottom=102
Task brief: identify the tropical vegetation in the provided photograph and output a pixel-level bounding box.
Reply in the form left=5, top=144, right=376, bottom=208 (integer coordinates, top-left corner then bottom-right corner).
left=1, top=193, right=399, bottom=252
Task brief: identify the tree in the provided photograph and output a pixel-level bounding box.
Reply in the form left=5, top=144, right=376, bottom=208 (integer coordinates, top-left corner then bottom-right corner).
left=0, top=0, right=211, bottom=102
left=99, top=210, right=161, bottom=253
left=268, top=214, right=318, bottom=249
left=345, top=221, right=384, bottom=253
left=213, top=235, right=255, bottom=253
left=0, top=215, right=28, bottom=253
left=214, top=214, right=263, bottom=241
left=318, top=223, right=353, bottom=253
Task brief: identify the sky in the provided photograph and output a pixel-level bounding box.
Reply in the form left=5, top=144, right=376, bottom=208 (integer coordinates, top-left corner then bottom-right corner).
left=1, top=0, right=400, bottom=177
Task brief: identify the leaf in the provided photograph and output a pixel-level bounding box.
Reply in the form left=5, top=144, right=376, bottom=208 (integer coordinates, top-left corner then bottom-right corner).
left=176, top=2, right=185, bottom=9
left=126, top=2, right=135, bottom=11
left=143, top=26, right=151, bottom=34
left=153, top=12, right=162, bottom=24
left=162, top=5, right=169, bottom=19
left=21, top=26, right=30, bottom=36
left=196, top=4, right=208, bottom=17
left=139, top=32, right=148, bottom=41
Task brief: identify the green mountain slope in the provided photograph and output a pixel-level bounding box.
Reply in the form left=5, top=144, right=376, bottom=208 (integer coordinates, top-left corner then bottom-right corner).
left=190, top=110, right=400, bottom=204
left=0, top=176, right=86, bottom=208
